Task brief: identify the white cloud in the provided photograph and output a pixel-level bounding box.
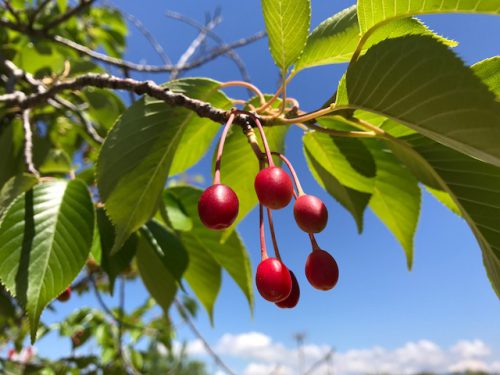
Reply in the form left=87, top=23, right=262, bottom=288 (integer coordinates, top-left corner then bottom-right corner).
left=451, top=339, right=491, bottom=358
left=185, top=332, right=500, bottom=375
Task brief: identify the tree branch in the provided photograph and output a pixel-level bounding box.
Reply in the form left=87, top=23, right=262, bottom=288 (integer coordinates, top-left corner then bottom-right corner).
left=0, top=17, right=265, bottom=75
left=21, top=109, right=40, bottom=177
left=174, top=299, right=236, bottom=375
left=1, top=72, right=260, bottom=127
left=28, top=0, right=52, bottom=28
left=2, top=59, right=104, bottom=144
left=41, top=0, right=96, bottom=32
left=170, top=14, right=222, bottom=80
left=103, top=1, right=171, bottom=65
left=165, top=10, right=254, bottom=83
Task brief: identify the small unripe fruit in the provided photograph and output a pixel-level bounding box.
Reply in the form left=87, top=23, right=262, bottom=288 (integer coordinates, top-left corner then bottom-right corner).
left=256, top=258, right=292, bottom=302
left=305, top=250, right=339, bottom=291
left=294, top=194, right=328, bottom=233
left=254, top=167, right=293, bottom=209
left=198, top=184, right=239, bottom=230
left=276, top=271, right=300, bottom=308
left=57, top=287, right=71, bottom=302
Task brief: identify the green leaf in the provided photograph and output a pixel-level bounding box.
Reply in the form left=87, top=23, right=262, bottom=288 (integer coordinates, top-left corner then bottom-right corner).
left=96, top=78, right=230, bottom=253
left=218, top=125, right=288, bottom=240
left=425, top=186, right=461, bottom=216
left=0, top=174, right=38, bottom=220
left=303, top=131, right=375, bottom=193
left=165, top=186, right=254, bottom=317
left=92, top=209, right=138, bottom=293
left=401, top=134, right=500, bottom=298
left=136, top=234, right=178, bottom=315
left=304, top=147, right=370, bottom=233
left=295, top=5, right=456, bottom=71
left=82, top=88, right=125, bottom=130
left=261, top=0, right=311, bottom=70
left=0, top=180, right=94, bottom=341
left=0, top=120, right=24, bottom=189
left=39, top=149, right=72, bottom=174
left=140, top=220, right=188, bottom=283
left=163, top=192, right=193, bottom=232
left=346, top=35, right=500, bottom=167
left=472, top=56, right=500, bottom=97
left=368, top=140, right=421, bottom=269
left=358, top=0, right=500, bottom=34
left=168, top=80, right=232, bottom=175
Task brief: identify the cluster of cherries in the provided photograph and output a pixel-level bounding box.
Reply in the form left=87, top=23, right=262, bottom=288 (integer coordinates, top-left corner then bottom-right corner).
left=198, top=111, right=339, bottom=308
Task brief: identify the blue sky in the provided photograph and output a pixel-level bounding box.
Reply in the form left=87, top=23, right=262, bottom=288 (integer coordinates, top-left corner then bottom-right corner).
left=29, top=1, right=500, bottom=374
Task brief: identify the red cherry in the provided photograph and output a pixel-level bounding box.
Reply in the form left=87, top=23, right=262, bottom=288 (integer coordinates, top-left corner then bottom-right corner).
left=294, top=195, right=328, bottom=233
left=305, top=250, right=339, bottom=291
left=198, top=184, right=239, bottom=230
left=276, top=271, right=300, bottom=308
left=7, top=348, right=16, bottom=359
left=57, top=287, right=71, bottom=302
left=255, top=258, right=292, bottom=302
left=254, top=167, right=293, bottom=209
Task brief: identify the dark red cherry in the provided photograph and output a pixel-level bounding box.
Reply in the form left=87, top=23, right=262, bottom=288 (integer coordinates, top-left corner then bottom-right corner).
left=255, top=258, right=292, bottom=302
left=254, top=167, right=293, bottom=209
left=198, top=184, right=239, bottom=230
left=305, top=250, right=339, bottom=291
left=294, top=194, right=328, bottom=233
left=276, top=271, right=300, bottom=308
left=57, top=287, right=71, bottom=302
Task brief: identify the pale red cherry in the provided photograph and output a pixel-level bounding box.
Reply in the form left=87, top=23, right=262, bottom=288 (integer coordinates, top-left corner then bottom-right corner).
left=305, top=250, right=339, bottom=291
left=198, top=184, right=239, bottom=230
left=254, top=167, right=293, bottom=209
left=255, top=258, right=292, bottom=302
left=294, top=194, right=328, bottom=233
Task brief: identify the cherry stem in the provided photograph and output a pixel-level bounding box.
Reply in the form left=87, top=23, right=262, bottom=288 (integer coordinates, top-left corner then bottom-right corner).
left=219, top=81, right=266, bottom=106
left=253, top=117, right=274, bottom=167
left=266, top=207, right=282, bottom=262
left=259, top=203, right=268, bottom=260
left=272, top=152, right=304, bottom=196
left=213, top=112, right=236, bottom=185
left=309, top=233, right=321, bottom=252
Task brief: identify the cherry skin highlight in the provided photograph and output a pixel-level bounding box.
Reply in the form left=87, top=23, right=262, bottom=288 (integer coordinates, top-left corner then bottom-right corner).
left=198, top=184, right=239, bottom=230
left=305, top=250, right=339, bottom=291
left=255, top=258, right=292, bottom=302
left=254, top=167, right=293, bottom=209
left=57, top=287, right=71, bottom=302
left=294, top=194, right=328, bottom=233
left=276, top=270, right=300, bottom=308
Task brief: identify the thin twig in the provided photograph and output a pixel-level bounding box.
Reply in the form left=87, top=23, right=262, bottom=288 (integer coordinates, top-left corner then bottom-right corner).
left=1, top=0, right=22, bottom=25
left=165, top=10, right=257, bottom=83
left=0, top=17, right=264, bottom=75
left=28, top=0, right=52, bottom=28
left=2, top=59, right=104, bottom=144
left=174, top=299, right=236, bottom=375
left=117, top=277, right=125, bottom=359
left=171, top=15, right=222, bottom=80
left=21, top=109, right=40, bottom=177
left=41, top=0, right=96, bottom=32
left=102, top=1, right=171, bottom=65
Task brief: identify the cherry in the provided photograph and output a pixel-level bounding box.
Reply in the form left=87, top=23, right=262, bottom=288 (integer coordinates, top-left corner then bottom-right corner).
left=255, top=258, right=292, bottom=302
left=254, top=167, right=293, bottom=209
left=7, top=348, right=16, bottom=360
left=198, top=184, right=239, bottom=230
left=276, top=271, right=300, bottom=308
left=305, top=249, right=339, bottom=291
left=57, top=287, right=71, bottom=302
left=294, top=194, right=328, bottom=233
